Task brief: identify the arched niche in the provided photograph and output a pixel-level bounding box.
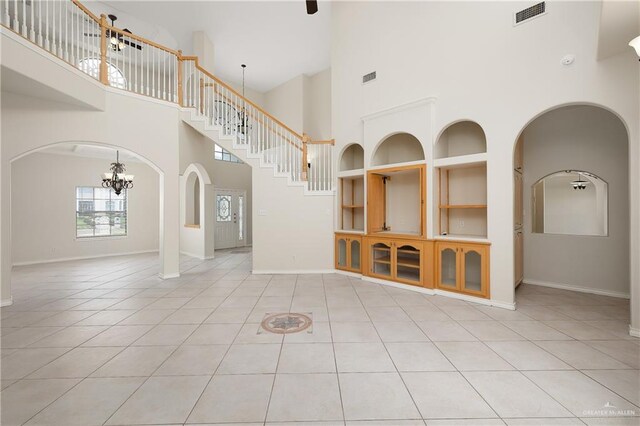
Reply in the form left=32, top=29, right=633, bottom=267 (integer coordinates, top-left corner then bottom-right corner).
left=371, top=132, right=425, bottom=167
left=185, top=173, right=201, bottom=226
left=339, top=143, right=364, bottom=172
left=182, top=163, right=212, bottom=229
left=435, top=121, right=486, bottom=159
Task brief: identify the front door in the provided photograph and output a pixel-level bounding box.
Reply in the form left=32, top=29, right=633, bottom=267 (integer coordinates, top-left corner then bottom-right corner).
left=214, top=189, right=246, bottom=249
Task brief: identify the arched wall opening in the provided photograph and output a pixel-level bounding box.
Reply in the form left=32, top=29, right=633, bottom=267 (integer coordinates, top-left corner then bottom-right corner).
left=6, top=141, right=168, bottom=305
left=513, top=104, right=630, bottom=302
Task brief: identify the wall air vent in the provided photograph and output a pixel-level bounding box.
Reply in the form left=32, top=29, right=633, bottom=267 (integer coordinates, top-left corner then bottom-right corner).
left=514, top=2, right=546, bottom=25
left=362, top=71, right=376, bottom=84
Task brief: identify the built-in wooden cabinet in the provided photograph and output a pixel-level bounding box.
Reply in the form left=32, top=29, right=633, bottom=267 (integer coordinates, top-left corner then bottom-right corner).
left=335, top=234, right=362, bottom=273
left=514, top=172, right=523, bottom=229
left=367, top=164, right=426, bottom=238
left=514, top=230, right=523, bottom=287
left=365, top=237, right=431, bottom=287
left=437, top=164, right=487, bottom=238
left=514, top=136, right=524, bottom=173
left=339, top=176, right=365, bottom=232
left=514, top=135, right=524, bottom=288
left=334, top=129, right=493, bottom=302
left=436, top=241, right=490, bottom=298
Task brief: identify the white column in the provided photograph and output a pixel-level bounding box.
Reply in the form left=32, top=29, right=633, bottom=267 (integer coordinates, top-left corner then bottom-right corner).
left=158, top=173, right=180, bottom=279
left=0, top=157, right=13, bottom=306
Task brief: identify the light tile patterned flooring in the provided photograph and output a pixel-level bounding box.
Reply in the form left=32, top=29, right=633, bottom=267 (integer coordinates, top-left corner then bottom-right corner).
left=1, top=250, right=639, bottom=425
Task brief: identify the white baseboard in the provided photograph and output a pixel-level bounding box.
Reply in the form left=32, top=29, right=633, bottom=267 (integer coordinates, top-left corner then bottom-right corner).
left=159, top=272, right=180, bottom=279
left=352, top=273, right=516, bottom=311
left=180, top=251, right=215, bottom=260
left=524, top=278, right=630, bottom=299
left=335, top=270, right=364, bottom=279
left=12, top=250, right=159, bottom=266
left=629, top=326, right=640, bottom=338
left=252, top=269, right=336, bottom=275
left=0, top=297, right=14, bottom=307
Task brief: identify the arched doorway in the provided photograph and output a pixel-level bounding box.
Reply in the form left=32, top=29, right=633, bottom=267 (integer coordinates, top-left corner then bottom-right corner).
left=7, top=142, right=167, bottom=305
left=513, top=105, right=630, bottom=327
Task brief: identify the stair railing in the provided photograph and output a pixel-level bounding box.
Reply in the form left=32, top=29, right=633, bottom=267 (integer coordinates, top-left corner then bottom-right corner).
left=1, top=0, right=333, bottom=191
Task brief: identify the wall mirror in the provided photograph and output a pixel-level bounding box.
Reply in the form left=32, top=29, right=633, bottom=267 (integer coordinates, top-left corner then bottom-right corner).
left=532, top=170, right=608, bottom=236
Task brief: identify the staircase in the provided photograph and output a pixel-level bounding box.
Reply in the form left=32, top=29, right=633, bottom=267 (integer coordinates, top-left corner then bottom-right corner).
left=1, top=0, right=334, bottom=193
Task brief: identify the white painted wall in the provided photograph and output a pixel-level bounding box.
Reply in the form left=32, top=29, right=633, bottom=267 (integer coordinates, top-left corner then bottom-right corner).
left=2, top=30, right=183, bottom=305
left=11, top=152, right=159, bottom=264
left=522, top=105, right=629, bottom=297
left=252, top=164, right=334, bottom=273
left=179, top=122, right=253, bottom=245
left=331, top=0, right=639, bottom=323
left=304, top=68, right=332, bottom=141
left=264, top=74, right=305, bottom=134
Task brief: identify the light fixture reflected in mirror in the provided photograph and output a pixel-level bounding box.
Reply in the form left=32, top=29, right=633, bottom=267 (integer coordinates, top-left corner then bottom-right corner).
left=532, top=170, right=607, bottom=236
left=570, top=173, right=588, bottom=190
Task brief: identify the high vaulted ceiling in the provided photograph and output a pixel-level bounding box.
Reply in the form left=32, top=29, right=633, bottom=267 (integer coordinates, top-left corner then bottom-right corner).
left=100, top=1, right=331, bottom=92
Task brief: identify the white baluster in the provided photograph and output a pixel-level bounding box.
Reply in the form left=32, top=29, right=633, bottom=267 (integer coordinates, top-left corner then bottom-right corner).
left=28, top=0, right=35, bottom=40
left=3, top=0, right=8, bottom=28
left=21, top=0, right=27, bottom=36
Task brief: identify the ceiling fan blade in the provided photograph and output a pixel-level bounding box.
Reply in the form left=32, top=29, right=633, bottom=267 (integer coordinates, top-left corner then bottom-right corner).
left=306, top=0, right=318, bottom=15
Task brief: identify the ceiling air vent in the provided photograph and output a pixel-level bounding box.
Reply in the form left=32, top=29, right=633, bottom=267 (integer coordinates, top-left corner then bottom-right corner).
left=514, top=2, right=546, bottom=25
left=362, top=71, right=376, bottom=84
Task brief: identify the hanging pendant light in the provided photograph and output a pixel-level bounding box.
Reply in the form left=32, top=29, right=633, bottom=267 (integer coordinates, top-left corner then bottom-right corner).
left=238, top=64, right=249, bottom=136
left=570, top=173, right=588, bottom=190
left=101, top=150, right=134, bottom=195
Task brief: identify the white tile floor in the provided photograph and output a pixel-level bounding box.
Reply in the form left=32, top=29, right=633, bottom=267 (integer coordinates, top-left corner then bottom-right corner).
left=1, top=250, right=639, bottom=425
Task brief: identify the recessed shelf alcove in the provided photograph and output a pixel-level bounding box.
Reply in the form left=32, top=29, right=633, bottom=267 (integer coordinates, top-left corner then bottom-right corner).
left=339, top=143, right=365, bottom=172
left=371, top=133, right=425, bottom=167
left=435, top=121, right=487, bottom=160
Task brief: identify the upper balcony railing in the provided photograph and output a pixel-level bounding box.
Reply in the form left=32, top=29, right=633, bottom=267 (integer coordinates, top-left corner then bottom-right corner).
left=1, top=0, right=333, bottom=191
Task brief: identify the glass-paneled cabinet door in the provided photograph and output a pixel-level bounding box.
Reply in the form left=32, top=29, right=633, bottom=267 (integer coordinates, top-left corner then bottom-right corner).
left=336, top=236, right=348, bottom=269
left=371, top=241, right=392, bottom=278
left=461, top=246, right=486, bottom=296
left=350, top=238, right=361, bottom=271
left=438, top=244, right=459, bottom=290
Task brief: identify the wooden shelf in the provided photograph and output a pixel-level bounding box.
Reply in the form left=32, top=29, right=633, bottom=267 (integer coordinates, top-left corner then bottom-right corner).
left=439, top=204, right=487, bottom=209
left=397, top=248, right=420, bottom=255
left=397, top=257, right=421, bottom=268
left=373, top=247, right=391, bottom=252
left=342, top=205, right=364, bottom=209
left=373, top=256, right=391, bottom=264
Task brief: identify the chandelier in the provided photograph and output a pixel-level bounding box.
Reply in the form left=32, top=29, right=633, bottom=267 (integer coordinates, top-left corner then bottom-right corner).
left=570, top=173, right=588, bottom=190
left=101, top=150, right=134, bottom=195
left=238, top=64, right=250, bottom=136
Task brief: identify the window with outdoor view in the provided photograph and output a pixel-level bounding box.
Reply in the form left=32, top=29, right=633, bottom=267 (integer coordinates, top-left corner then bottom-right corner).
left=76, top=187, right=127, bottom=238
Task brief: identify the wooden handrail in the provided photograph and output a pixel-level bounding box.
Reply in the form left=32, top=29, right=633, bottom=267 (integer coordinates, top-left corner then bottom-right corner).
left=9, top=0, right=333, bottom=174
left=70, top=0, right=100, bottom=23
left=307, top=139, right=336, bottom=145
left=103, top=24, right=181, bottom=56
left=184, top=56, right=304, bottom=140
left=200, top=81, right=303, bottom=151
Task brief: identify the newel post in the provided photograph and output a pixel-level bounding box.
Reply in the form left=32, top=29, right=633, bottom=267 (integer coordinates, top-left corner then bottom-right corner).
left=199, top=78, right=204, bottom=114
left=99, top=14, right=108, bottom=85
left=177, top=50, right=183, bottom=106
left=302, top=133, right=310, bottom=181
